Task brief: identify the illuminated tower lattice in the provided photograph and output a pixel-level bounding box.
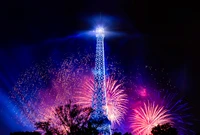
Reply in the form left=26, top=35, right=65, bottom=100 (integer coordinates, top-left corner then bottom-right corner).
left=90, top=27, right=111, bottom=135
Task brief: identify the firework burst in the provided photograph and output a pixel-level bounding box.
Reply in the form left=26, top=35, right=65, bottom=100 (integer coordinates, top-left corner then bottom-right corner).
left=130, top=101, right=172, bottom=135
left=130, top=84, right=194, bottom=135
left=10, top=56, right=91, bottom=127
left=75, top=76, right=128, bottom=125
left=10, top=53, right=127, bottom=128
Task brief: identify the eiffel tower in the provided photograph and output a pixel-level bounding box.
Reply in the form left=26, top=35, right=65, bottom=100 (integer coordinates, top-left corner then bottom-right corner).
left=90, top=27, right=111, bottom=135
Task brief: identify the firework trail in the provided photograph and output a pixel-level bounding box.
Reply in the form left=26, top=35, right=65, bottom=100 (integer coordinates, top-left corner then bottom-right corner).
left=75, top=76, right=128, bottom=126
left=129, top=101, right=172, bottom=135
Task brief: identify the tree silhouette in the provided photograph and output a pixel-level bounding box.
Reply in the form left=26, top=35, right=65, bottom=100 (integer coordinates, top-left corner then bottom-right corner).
left=10, top=131, right=41, bottom=135
left=151, top=123, right=178, bottom=135
left=112, top=132, right=132, bottom=135
left=123, top=132, right=132, bottom=135
left=35, top=120, right=61, bottom=135
left=112, top=132, right=122, bottom=135
left=35, top=101, right=99, bottom=135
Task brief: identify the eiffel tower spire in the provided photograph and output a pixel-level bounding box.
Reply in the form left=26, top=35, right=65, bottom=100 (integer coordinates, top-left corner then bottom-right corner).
left=90, top=27, right=111, bottom=135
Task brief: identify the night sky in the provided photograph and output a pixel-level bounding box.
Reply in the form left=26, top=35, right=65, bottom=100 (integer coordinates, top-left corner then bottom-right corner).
left=0, top=0, right=200, bottom=134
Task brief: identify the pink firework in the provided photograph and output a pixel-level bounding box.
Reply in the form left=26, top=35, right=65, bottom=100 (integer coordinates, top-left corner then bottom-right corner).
left=75, top=76, right=128, bottom=125
left=130, top=101, right=172, bottom=135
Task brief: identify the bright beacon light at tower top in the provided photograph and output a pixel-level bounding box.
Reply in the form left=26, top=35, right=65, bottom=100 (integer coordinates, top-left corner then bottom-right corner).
left=95, top=27, right=104, bottom=35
